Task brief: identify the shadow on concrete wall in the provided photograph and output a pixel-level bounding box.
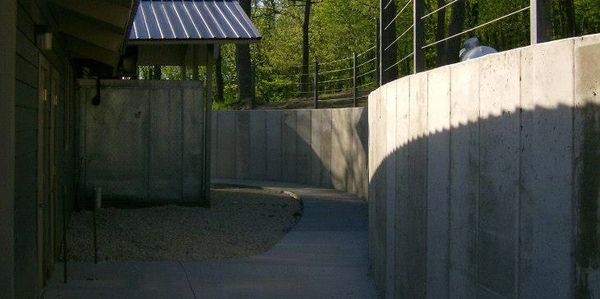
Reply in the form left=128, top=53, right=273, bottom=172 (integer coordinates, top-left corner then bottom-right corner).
left=211, top=108, right=369, bottom=199
left=368, top=103, right=600, bottom=298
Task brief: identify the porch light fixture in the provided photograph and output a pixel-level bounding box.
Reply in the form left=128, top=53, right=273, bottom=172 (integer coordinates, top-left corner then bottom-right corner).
left=35, top=25, right=53, bottom=51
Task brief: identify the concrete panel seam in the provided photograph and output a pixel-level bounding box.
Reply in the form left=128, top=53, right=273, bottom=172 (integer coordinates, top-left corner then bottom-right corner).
left=476, top=56, right=482, bottom=295
left=447, top=68, right=452, bottom=298
left=516, top=48, right=522, bottom=299
left=179, top=89, right=184, bottom=200
left=569, top=39, right=579, bottom=298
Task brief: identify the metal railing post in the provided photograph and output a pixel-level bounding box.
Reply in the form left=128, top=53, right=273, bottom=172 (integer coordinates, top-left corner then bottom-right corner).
left=376, top=17, right=382, bottom=87
left=313, top=60, right=319, bottom=109
left=353, top=52, right=358, bottom=107
left=413, top=0, right=425, bottom=73
left=530, top=0, right=552, bottom=44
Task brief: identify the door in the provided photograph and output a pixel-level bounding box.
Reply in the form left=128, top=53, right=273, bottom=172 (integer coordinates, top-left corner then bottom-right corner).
left=37, top=56, right=58, bottom=286
left=49, top=68, right=59, bottom=272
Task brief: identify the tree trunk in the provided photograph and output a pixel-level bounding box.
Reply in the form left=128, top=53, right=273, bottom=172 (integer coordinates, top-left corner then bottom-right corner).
left=153, top=65, right=161, bottom=80
left=435, top=0, right=447, bottom=66
left=563, top=0, right=576, bottom=36
left=300, top=0, right=312, bottom=93
left=236, top=0, right=255, bottom=109
left=446, top=0, right=466, bottom=64
left=381, top=0, right=398, bottom=83
left=215, top=52, right=224, bottom=103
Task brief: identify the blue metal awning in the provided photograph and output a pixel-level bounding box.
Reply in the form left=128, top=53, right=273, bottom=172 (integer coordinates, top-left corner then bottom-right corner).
left=129, top=0, right=261, bottom=43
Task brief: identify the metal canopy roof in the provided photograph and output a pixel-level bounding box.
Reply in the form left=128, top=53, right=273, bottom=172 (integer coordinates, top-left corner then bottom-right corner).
left=129, top=0, right=261, bottom=43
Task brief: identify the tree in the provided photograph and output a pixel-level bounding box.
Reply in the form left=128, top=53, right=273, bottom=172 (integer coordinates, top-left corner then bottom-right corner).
left=301, top=0, right=312, bottom=92
left=215, top=0, right=600, bottom=109
left=289, top=0, right=321, bottom=93
left=215, top=53, right=224, bottom=103
left=236, top=0, right=255, bottom=109
left=153, top=65, right=162, bottom=80
left=446, top=0, right=466, bottom=64
left=435, top=0, right=448, bottom=65
left=380, top=0, right=398, bottom=83
left=560, top=0, right=577, bottom=36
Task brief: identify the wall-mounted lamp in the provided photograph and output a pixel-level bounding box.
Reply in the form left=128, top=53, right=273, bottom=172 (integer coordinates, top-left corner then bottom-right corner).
left=35, top=25, right=53, bottom=51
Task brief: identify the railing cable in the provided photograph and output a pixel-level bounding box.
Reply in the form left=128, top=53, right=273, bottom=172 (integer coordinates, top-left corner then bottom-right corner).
left=384, top=52, right=413, bottom=73
left=356, top=68, right=377, bottom=79
left=357, top=46, right=376, bottom=57
left=319, top=76, right=354, bottom=84
left=384, top=0, right=413, bottom=31
left=422, top=6, right=530, bottom=49
left=357, top=57, right=377, bottom=69
left=320, top=66, right=353, bottom=75
left=421, top=0, right=459, bottom=20
left=385, top=24, right=414, bottom=52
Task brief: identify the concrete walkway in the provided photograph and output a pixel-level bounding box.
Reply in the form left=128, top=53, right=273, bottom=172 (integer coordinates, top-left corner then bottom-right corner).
left=44, top=180, right=378, bottom=299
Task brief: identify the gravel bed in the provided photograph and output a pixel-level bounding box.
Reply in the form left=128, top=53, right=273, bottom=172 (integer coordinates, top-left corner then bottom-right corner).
left=66, top=188, right=302, bottom=261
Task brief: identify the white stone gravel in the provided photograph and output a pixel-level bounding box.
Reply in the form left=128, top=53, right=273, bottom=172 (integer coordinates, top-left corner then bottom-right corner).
left=66, top=187, right=302, bottom=261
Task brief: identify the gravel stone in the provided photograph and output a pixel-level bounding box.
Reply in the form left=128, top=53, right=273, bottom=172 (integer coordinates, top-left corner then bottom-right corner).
left=66, top=188, right=302, bottom=261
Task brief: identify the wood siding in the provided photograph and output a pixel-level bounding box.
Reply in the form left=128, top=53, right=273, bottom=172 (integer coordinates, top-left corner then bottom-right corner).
left=14, top=1, right=77, bottom=297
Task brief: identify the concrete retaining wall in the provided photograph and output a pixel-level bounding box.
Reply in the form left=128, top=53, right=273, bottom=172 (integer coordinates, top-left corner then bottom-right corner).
left=368, top=34, right=600, bottom=298
left=79, top=80, right=209, bottom=205
left=211, top=108, right=368, bottom=198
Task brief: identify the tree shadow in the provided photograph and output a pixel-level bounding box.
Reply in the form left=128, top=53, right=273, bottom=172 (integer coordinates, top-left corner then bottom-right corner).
left=367, top=102, right=600, bottom=298
left=210, top=107, right=369, bottom=199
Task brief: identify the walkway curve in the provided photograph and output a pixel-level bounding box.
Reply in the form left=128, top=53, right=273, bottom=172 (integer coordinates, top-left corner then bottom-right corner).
left=44, top=180, right=378, bottom=299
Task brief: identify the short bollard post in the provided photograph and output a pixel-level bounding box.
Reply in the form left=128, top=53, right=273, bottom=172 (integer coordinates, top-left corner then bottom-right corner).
left=93, top=186, right=102, bottom=264
left=313, top=60, right=319, bottom=109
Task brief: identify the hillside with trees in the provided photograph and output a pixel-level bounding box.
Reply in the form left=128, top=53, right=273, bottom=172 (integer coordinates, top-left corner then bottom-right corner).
left=141, top=0, right=600, bottom=110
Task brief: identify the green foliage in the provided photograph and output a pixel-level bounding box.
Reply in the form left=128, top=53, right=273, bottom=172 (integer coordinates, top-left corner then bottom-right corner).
left=375, top=0, right=600, bottom=76
left=248, top=0, right=379, bottom=106
left=140, top=0, right=600, bottom=110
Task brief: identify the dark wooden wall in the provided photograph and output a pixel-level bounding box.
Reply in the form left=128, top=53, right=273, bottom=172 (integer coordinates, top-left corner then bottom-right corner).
left=14, top=0, right=77, bottom=297
left=0, top=1, right=17, bottom=298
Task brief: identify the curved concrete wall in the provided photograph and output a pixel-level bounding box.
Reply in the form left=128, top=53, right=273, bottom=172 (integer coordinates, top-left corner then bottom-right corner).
left=210, top=108, right=368, bottom=198
left=368, top=34, right=600, bottom=298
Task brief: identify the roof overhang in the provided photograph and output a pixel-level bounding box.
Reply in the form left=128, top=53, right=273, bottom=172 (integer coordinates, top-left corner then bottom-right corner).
left=135, top=44, right=217, bottom=66
left=128, top=0, right=262, bottom=45
left=128, top=38, right=260, bottom=45
left=48, top=0, right=140, bottom=71
left=126, top=0, right=261, bottom=67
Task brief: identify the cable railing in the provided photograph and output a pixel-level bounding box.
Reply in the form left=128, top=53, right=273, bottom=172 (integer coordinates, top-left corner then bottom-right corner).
left=261, top=46, right=379, bottom=108
left=379, top=0, right=553, bottom=85
left=384, top=0, right=413, bottom=31
left=261, top=1, right=557, bottom=108
left=421, top=6, right=531, bottom=50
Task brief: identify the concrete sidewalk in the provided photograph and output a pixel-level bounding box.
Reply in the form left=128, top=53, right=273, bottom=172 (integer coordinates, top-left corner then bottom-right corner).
left=44, top=180, right=378, bottom=299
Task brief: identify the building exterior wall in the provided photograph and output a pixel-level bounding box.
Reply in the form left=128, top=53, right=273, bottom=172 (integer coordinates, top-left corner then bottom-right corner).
left=15, top=4, right=42, bottom=297
left=368, top=34, right=600, bottom=298
left=210, top=108, right=369, bottom=199
left=0, top=1, right=17, bottom=298
left=12, top=1, right=77, bottom=297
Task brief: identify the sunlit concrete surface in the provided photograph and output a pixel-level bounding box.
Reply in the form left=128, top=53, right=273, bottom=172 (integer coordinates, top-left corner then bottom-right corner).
left=368, top=33, right=600, bottom=298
